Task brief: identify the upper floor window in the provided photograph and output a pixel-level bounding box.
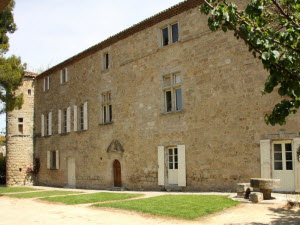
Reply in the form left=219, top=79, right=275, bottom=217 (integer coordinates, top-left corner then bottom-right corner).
left=28, top=89, right=31, bottom=96
left=41, top=112, right=52, bottom=137
left=161, top=23, right=179, bottom=47
left=63, top=109, right=67, bottom=133
left=60, top=68, right=68, bottom=84
left=43, top=77, right=50, bottom=91
left=80, top=105, right=84, bottom=130
left=18, top=118, right=23, bottom=134
left=103, top=52, right=109, bottom=70
left=101, top=91, right=112, bottom=124
left=163, top=73, right=182, bottom=113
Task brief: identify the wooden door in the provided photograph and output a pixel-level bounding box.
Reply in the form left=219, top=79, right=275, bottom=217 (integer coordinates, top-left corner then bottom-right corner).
left=113, top=160, right=122, bottom=187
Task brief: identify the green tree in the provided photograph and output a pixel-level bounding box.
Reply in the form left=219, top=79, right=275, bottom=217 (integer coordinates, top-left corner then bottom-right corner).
left=0, top=0, right=26, bottom=113
left=200, top=0, right=299, bottom=126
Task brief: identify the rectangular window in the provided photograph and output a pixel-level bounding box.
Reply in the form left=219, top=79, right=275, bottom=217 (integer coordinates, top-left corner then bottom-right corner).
left=50, top=151, right=56, bottom=170
left=163, top=73, right=182, bottom=113
left=63, top=109, right=67, bottom=133
left=43, top=77, right=50, bottom=91
left=162, top=27, right=169, bottom=46
left=28, top=89, right=31, bottom=96
left=285, top=143, right=293, bottom=170
left=273, top=142, right=293, bottom=171
left=46, top=114, right=49, bottom=136
left=18, top=124, right=23, bottom=134
left=18, top=118, right=23, bottom=134
left=61, top=68, right=68, bottom=84
left=171, top=23, right=179, bottom=43
left=168, top=147, right=178, bottom=170
left=80, top=105, right=84, bottom=130
left=101, top=91, right=112, bottom=123
left=104, top=52, right=109, bottom=70
left=161, top=23, right=179, bottom=47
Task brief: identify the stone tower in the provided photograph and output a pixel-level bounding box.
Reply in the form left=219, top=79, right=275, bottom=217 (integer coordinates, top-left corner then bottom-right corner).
left=6, top=72, right=36, bottom=186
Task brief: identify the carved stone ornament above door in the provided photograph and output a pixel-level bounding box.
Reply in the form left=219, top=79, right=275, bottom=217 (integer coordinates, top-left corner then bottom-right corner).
left=107, top=139, right=124, bottom=153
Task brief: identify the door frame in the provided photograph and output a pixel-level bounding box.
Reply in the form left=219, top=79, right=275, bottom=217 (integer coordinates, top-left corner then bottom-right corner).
left=67, top=157, right=76, bottom=188
left=272, top=140, right=295, bottom=191
left=113, top=159, right=122, bottom=187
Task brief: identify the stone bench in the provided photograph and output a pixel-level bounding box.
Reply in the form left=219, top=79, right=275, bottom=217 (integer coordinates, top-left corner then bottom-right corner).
left=249, top=192, right=263, bottom=203
left=250, top=178, right=280, bottom=200
left=237, top=183, right=252, bottom=198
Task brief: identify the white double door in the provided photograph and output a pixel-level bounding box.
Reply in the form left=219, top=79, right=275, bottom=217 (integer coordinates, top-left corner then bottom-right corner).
left=272, top=141, right=294, bottom=191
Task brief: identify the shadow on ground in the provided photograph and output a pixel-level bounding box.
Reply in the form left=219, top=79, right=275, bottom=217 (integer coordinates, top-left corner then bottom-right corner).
left=248, top=206, right=300, bottom=225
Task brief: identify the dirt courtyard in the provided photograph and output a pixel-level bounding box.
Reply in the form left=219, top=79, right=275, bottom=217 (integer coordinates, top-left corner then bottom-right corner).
left=0, top=188, right=299, bottom=225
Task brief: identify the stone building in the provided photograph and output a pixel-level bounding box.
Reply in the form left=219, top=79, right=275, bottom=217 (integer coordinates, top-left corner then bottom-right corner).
left=6, top=72, right=36, bottom=186
left=22, top=0, right=300, bottom=192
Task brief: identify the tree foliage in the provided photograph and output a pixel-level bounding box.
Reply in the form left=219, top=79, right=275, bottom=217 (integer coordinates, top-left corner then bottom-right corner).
left=200, top=0, right=300, bottom=126
left=0, top=0, right=26, bottom=113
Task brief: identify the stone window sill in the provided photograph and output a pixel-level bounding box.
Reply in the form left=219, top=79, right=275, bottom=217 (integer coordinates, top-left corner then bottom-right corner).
left=161, top=109, right=185, bottom=116
left=99, top=121, right=113, bottom=126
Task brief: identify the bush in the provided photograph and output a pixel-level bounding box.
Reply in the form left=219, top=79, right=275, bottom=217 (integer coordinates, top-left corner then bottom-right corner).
left=0, top=156, right=6, bottom=184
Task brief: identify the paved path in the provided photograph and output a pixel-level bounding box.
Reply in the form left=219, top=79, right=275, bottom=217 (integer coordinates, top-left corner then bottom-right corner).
left=0, top=186, right=299, bottom=225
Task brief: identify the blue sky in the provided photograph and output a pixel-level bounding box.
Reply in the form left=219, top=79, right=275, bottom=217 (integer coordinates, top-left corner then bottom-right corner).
left=0, top=0, right=183, bottom=133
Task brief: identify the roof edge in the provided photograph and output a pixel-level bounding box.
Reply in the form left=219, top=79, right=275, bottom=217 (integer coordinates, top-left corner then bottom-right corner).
left=37, top=0, right=202, bottom=79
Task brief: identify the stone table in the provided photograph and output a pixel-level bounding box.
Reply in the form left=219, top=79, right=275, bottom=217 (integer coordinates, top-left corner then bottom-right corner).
left=250, top=178, right=280, bottom=200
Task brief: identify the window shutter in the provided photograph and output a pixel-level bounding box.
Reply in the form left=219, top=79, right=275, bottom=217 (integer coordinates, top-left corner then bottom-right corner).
left=260, top=139, right=271, bottom=178
left=47, top=77, right=50, bottom=90
left=178, top=145, right=186, bottom=187
left=56, top=150, right=60, bottom=169
left=60, top=70, right=63, bottom=84
left=41, top=114, right=44, bottom=137
left=158, top=146, right=164, bottom=185
left=293, top=138, right=300, bottom=192
left=65, top=68, right=68, bottom=82
left=47, top=151, right=50, bottom=169
left=43, top=79, right=46, bottom=91
left=58, top=109, right=62, bottom=134
left=48, top=112, right=52, bottom=135
left=84, top=101, right=88, bottom=130
left=67, top=106, right=71, bottom=132
left=74, top=105, right=77, bottom=131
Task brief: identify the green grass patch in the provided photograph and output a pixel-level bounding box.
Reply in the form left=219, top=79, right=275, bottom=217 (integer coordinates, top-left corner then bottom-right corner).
left=6, top=190, right=80, bottom=198
left=93, top=195, right=240, bottom=219
left=41, top=192, right=143, bottom=205
left=0, top=187, right=40, bottom=193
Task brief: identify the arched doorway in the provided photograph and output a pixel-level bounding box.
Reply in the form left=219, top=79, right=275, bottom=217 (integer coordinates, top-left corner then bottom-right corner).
left=113, top=160, right=121, bottom=187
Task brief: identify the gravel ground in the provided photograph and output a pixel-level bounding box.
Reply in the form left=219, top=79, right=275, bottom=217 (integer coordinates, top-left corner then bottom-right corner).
left=0, top=186, right=299, bottom=225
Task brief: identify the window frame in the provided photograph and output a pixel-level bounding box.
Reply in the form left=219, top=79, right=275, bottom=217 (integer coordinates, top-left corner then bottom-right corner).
left=79, top=104, right=84, bottom=131
left=63, top=109, right=67, bottom=133
left=163, top=72, right=183, bottom=113
left=103, top=52, right=109, bottom=70
left=61, top=68, right=68, bottom=84
left=18, top=117, right=24, bottom=134
left=101, top=91, right=112, bottom=124
left=272, top=140, right=293, bottom=171
left=50, top=151, right=57, bottom=170
left=161, top=22, right=179, bottom=47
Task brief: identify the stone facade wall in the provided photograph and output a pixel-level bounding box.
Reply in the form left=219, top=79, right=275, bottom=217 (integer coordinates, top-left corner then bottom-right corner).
left=34, top=4, right=300, bottom=191
left=6, top=75, right=35, bottom=186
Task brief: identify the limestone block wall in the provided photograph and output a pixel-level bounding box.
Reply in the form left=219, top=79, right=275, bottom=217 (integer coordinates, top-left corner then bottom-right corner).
left=34, top=3, right=300, bottom=191
left=6, top=75, right=35, bottom=186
